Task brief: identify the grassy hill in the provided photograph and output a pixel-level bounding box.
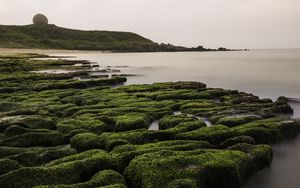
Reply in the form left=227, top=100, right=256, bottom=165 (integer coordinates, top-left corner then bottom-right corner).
left=0, top=24, right=160, bottom=52
left=0, top=24, right=232, bottom=52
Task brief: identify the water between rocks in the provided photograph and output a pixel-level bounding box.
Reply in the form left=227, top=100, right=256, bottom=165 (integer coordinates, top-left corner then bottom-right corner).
left=45, top=49, right=300, bottom=188
left=148, top=111, right=213, bottom=131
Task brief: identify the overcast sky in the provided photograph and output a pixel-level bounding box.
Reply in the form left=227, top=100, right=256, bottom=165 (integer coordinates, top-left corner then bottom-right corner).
left=0, top=0, right=299, bottom=49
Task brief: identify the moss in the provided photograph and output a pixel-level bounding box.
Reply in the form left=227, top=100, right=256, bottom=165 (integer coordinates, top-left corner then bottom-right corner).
left=0, top=115, right=56, bottom=131
left=216, top=115, right=263, bottom=127
left=0, top=150, right=115, bottom=188
left=0, top=132, right=66, bottom=147
left=198, top=88, right=237, bottom=99
left=228, top=143, right=273, bottom=171
left=45, top=149, right=105, bottom=166
left=217, top=136, right=255, bottom=149
left=0, top=101, right=20, bottom=112
left=179, top=100, right=217, bottom=111
left=123, top=145, right=271, bottom=188
left=112, top=140, right=213, bottom=156
left=0, top=147, right=28, bottom=158
left=124, top=149, right=253, bottom=188
left=3, top=125, right=51, bottom=137
left=114, top=113, right=150, bottom=132
left=166, top=179, right=198, bottom=188
left=159, top=114, right=196, bottom=130
left=139, top=107, right=173, bottom=120
left=177, top=118, right=299, bottom=145
left=70, top=133, right=102, bottom=152
left=0, top=159, right=22, bottom=175
left=99, top=130, right=151, bottom=150
left=105, top=139, right=130, bottom=151
left=176, top=125, right=234, bottom=145
left=33, top=170, right=127, bottom=188
left=231, top=118, right=283, bottom=144
left=159, top=121, right=207, bottom=140
left=6, top=147, right=76, bottom=167
left=58, top=119, right=108, bottom=134
left=181, top=106, right=229, bottom=117
left=276, top=120, right=300, bottom=138
left=171, top=82, right=206, bottom=90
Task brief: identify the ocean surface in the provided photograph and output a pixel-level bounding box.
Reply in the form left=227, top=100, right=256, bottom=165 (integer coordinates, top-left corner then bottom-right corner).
left=45, top=49, right=300, bottom=187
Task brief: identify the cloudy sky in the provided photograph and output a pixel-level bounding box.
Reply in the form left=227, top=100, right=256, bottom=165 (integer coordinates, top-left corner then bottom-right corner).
left=0, top=0, right=299, bottom=49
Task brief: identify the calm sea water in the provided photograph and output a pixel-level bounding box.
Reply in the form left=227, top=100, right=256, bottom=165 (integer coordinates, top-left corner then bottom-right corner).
left=48, top=49, right=300, bottom=188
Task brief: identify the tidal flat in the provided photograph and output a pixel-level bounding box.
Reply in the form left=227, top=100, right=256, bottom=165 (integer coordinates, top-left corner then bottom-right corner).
left=0, top=53, right=299, bottom=188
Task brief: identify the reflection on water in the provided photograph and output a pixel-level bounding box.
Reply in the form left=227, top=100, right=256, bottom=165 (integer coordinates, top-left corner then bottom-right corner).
left=45, top=49, right=300, bottom=188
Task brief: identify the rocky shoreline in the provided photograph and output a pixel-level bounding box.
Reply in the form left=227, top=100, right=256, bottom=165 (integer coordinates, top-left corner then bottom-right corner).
left=0, top=54, right=299, bottom=188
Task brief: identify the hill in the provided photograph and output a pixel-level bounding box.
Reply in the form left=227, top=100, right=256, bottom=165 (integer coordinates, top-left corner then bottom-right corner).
left=0, top=24, right=232, bottom=52
left=0, top=24, right=161, bottom=52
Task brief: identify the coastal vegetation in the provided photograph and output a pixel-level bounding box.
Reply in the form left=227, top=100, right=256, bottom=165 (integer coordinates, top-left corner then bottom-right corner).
left=0, top=24, right=231, bottom=52
left=0, top=53, right=298, bottom=187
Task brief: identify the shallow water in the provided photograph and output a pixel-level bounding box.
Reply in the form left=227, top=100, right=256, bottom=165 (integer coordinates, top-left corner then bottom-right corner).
left=49, top=49, right=300, bottom=101
left=148, top=120, right=159, bottom=131
left=45, top=49, right=300, bottom=188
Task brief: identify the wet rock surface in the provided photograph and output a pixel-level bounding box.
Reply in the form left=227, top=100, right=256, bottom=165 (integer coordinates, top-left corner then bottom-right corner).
left=0, top=54, right=299, bottom=188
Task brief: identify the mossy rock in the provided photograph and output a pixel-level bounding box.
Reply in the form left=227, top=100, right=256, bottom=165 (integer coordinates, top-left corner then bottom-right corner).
left=216, top=115, right=263, bottom=127
left=114, top=113, right=150, bottom=132
left=0, top=115, right=56, bottom=132
left=166, top=178, right=198, bottom=188
left=0, top=150, right=115, bottom=188
left=70, top=133, right=102, bottom=152
left=172, top=81, right=206, bottom=90
left=124, top=149, right=255, bottom=188
left=217, top=136, right=255, bottom=149
left=99, top=130, right=151, bottom=149
left=3, top=125, right=51, bottom=137
left=6, top=147, right=76, bottom=167
left=58, top=119, right=108, bottom=134
left=198, top=88, right=237, bottom=99
left=176, top=125, right=234, bottom=145
left=0, top=147, right=28, bottom=158
left=0, top=132, right=66, bottom=147
left=159, top=114, right=197, bottom=130
left=159, top=121, right=207, bottom=140
left=112, top=140, right=213, bottom=159
left=0, top=159, right=22, bottom=175
left=228, top=143, right=273, bottom=171
left=179, top=100, right=217, bottom=111
left=33, top=170, right=127, bottom=188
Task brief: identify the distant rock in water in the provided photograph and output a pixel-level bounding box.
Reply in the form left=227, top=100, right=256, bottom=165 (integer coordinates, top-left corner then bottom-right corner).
left=33, top=14, right=48, bottom=25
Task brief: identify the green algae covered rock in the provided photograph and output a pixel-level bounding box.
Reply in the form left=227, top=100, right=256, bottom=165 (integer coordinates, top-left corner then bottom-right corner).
left=0, top=132, right=66, bottom=147
left=114, top=113, right=150, bottom=132
left=0, top=159, right=22, bottom=175
left=124, top=149, right=255, bottom=188
left=159, top=114, right=197, bottom=130
left=33, top=170, right=127, bottom=188
left=0, top=115, right=56, bottom=132
left=0, top=55, right=299, bottom=188
left=216, top=115, right=263, bottom=127
left=0, top=150, right=116, bottom=188
left=70, top=133, right=102, bottom=152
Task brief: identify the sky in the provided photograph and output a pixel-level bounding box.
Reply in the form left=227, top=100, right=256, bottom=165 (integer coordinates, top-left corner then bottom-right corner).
left=0, top=0, right=300, bottom=49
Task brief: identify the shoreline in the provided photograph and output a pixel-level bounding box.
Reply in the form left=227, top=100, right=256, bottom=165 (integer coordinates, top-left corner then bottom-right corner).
left=0, top=47, right=247, bottom=55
